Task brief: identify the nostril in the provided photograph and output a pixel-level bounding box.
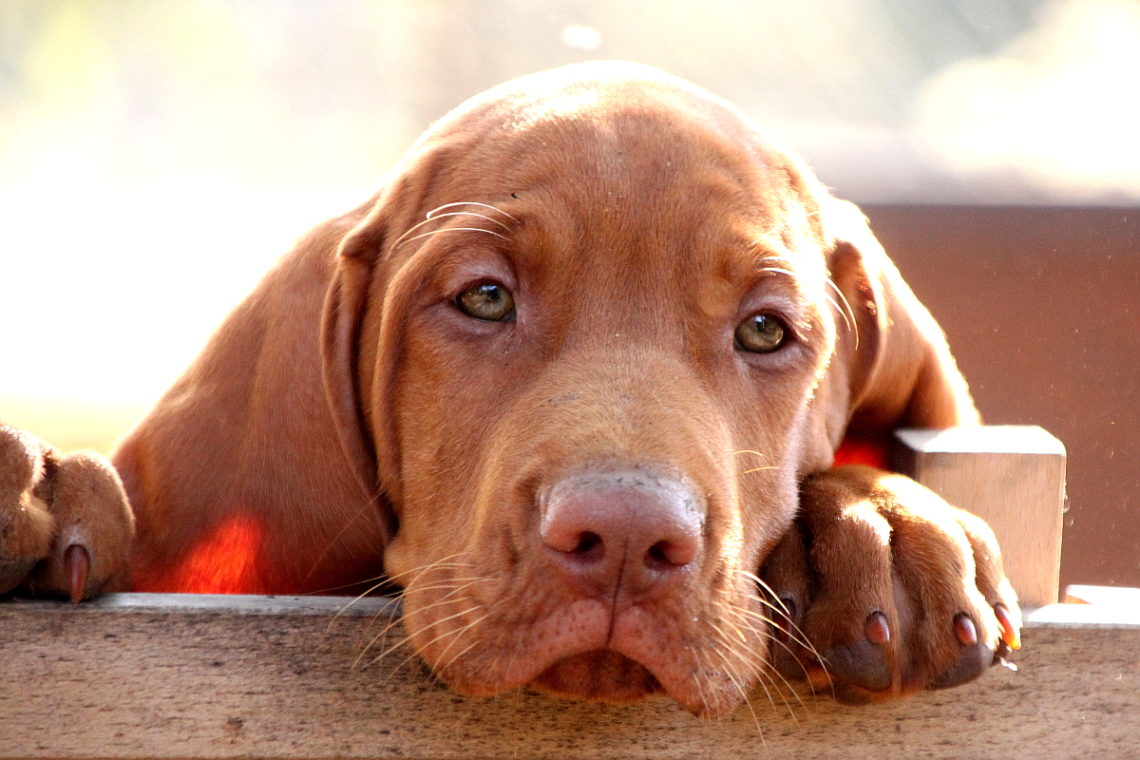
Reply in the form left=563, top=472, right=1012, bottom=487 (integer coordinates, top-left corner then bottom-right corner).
left=647, top=541, right=669, bottom=568
left=646, top=538, right=697, bottom=570
left=540, top=469, right=706, bottom=597
left=571, top=531, right=603, bottom=559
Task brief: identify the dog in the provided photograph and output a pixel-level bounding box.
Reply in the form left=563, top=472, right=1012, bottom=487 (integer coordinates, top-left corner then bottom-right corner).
left=0, top=62, right=1019, bottom=716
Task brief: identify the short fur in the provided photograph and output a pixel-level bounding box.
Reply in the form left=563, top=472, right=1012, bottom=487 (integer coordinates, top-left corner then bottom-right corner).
left=0, top=63, right=1018, bottom=717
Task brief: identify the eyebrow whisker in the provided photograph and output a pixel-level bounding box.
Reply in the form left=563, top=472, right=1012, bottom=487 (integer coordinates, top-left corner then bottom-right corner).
left=824, top=278, right=859, bottom=350
left=426, top=201, right=519, bottom=225
left=396, top=226, right=509, bottom=250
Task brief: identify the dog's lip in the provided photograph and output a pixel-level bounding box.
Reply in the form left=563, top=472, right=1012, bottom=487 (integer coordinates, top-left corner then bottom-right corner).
left=605, top=605, right=749, bottom=716
left=531, top=649, right=663, bottom=704
left=435, top=597, right=748, bottom=716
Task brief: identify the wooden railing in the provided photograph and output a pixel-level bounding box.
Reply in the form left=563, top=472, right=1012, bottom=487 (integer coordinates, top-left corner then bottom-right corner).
left=3, top=427, right=1137, bottom=759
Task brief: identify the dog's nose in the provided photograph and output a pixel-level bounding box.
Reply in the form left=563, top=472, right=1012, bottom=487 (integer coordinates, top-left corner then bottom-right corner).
left=540, top=470, right=704, bottom=601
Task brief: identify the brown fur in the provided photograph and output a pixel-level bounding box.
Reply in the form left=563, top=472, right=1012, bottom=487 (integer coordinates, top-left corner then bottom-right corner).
left=0, top=63, right=1018, bottom=717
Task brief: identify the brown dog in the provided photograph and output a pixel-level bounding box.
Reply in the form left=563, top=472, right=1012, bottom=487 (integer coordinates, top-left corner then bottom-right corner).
left=0, top=62, right=1019, bottom=716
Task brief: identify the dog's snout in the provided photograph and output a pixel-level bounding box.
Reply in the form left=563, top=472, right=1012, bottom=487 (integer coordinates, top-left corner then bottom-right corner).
left=540, top=471, right=704, bottom=600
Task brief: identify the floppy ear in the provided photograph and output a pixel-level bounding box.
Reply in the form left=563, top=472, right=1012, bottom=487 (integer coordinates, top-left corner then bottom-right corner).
left=823, top=199, right=979, bottom=441
left=320, top=198, right=398, bottom=542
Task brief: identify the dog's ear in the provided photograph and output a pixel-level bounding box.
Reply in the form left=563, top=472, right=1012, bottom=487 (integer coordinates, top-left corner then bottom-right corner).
left=822, top=199, right=978, bottom=444
left=320, top=196, right=399, bottom=541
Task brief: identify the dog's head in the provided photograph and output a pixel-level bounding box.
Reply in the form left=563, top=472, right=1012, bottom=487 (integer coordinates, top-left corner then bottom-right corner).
left=321, top=62, right=918, bottom=716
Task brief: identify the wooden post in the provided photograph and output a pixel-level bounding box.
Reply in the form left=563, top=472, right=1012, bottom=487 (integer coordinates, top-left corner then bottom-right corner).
left=893, top=426, right=1066, bottom=609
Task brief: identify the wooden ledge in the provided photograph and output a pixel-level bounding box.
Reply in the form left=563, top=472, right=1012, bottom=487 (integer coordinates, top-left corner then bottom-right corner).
left=2, top=592, right=1136, bottom=759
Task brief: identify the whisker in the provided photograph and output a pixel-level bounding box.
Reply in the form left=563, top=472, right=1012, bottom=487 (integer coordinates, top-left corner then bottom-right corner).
left=412, top=210, right=513, bottom=236
left=733, top=606, right=816, bottom=672
left=824, top=277, right=859, bottom=349
left=376, top=609, right=489, bottom=690
left=737, top=570, right=828, bottom=667
left=734, top=450, right=778, bottom=477
left=692, top=646, right=716, bottom=719
left=708, top=630, right=766, bottom=743
left=432, top=611, right=492, bottom=676
left=739, top=571, right=790, bottom=617
left=757, top=266, right=800, bottom=280
left=754, top=252, right=859, bottom=350
left=390, top=213, right=453, bottom=249
left=393, top=552, right=476, bottom=588
left=316, top=574, right=389, bottom=597
left=391, top=200, right=519, bottom=251
left=368, top=603, right=482, bottom=671
left=403, top=577, right=488, bottom=597
left=432, top=637, right=483, bottom=681
left=396, top=226, right=509, bottom=250
left=354, top=582, right=478, bottom=670
left=720, top=604, right=808, bottom=715
left=328, top=576, right=401, bottom=633
left=300, top=487, right=390, bottom=593
left=349, top=552, right=479, bottom=662
left=426, top=201, right=520, bottom=224
left=753, top=657, right=804, bottom=722
left=713, top=602, right=810, bottom=725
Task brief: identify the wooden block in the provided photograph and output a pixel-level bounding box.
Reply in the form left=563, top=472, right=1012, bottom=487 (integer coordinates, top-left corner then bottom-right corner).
left=893, top=426, right=1066, bottom=609
left=1063, top=584, right=1140, bottom=608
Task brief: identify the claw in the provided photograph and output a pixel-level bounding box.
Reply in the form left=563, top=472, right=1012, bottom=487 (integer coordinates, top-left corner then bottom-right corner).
left=994, top=603, right=1021, bottom=651
left=954, top=613, right=978, bottom=647
left=64, top=543, right=91, bottom=604
left=865, top=611, right=890, bottom=645
left=815, top=610, right=896, bottom=693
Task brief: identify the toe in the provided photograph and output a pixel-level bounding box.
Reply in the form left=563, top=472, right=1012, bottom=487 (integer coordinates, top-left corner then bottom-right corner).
left=929, top=614, right=994, bottom=689
left=822, top=612, right=894, bottom=692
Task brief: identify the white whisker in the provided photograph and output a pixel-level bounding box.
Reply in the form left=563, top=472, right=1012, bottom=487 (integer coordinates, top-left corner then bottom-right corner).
left=395, top=226, right=509, bottom=250
left=369, top=603, right=482, bottom=670
left=390, top=200, right=520, bottom=251
left=824, top=277, right=859, bottom=349
left=426, top=201, right=520, bottom=224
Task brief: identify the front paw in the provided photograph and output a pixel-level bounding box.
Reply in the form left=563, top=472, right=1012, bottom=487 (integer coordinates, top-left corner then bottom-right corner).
left=761, top=464, right=1021, bottom=703
left=0, top=424, right=135, bottom=601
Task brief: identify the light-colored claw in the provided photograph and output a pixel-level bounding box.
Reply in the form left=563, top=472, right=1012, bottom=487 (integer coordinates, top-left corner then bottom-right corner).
left=64, top=544, right=91, bottom=604
left=994, top=603, right=1021, bottom=651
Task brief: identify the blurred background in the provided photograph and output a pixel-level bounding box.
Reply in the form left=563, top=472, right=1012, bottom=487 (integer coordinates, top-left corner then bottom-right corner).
left=0, top=0, right=1136, bottom=588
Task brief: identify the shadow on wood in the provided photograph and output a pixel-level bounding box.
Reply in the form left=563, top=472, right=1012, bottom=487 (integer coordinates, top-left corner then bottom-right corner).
left=1, top=593, right=1136, bottom=759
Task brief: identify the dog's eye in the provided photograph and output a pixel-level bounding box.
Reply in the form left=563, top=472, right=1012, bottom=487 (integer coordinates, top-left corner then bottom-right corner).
left=734, top=313, right=787, bottom=354
left=456, top=281, right=516, bottom=322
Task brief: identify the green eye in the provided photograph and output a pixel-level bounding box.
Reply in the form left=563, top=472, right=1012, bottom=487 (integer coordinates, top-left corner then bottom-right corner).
left=734, top=313, right=787, bottom=354
left=456, top=282, right=516, bottom=322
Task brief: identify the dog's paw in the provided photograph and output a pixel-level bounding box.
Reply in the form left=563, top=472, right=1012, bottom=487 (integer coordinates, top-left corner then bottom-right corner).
left=760, top=464, right=1021, bottom=703
left=0, top=424, right=134, bottom=601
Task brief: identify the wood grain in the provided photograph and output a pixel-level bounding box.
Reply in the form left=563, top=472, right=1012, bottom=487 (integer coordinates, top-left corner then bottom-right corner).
left=2, top=593, right=1136, bottom=760
left=894, top=426, right=1067, bottom=608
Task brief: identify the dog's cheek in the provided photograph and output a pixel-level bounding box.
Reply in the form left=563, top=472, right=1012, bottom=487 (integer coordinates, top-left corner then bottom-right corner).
left=383, top=328, right=509, bottom=581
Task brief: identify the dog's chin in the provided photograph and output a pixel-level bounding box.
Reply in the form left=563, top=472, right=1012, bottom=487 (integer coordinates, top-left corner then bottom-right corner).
left=531, top=650, right=663, bottom=704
